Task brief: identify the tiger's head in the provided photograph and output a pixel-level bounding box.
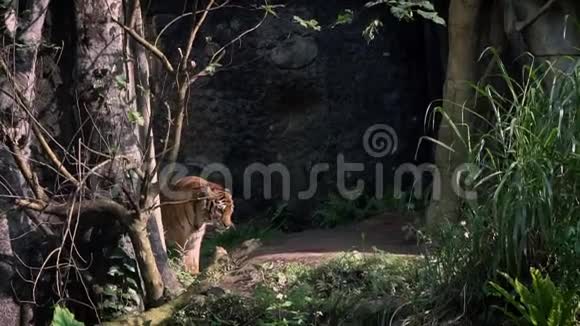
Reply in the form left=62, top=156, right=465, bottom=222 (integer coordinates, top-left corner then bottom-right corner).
left=207, top=188, right=234, bottom=231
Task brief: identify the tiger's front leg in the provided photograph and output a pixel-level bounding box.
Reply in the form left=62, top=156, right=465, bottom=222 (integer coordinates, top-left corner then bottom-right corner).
left=183, top=223, right=207, bottom=274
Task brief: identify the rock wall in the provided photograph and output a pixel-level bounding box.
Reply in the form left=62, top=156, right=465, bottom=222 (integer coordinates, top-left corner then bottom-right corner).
left=153, top=1, right=443, bottom=223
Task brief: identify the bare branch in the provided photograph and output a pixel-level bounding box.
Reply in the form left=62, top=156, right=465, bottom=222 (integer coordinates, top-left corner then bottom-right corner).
left=16, top=198, right=135, bottom=225
left=5, top=138, right=47, bottom=201
left=209, top=8, right=269, bottom=64
left=22, top=209, right=56, bottom=237
left=179, top=0, right=216, bottom=71
left=153, top=0, right=231, bottom=47
left=167, top=1, right=264, bottom=165
left=168, top=0, right=217, bottom=165
left=30, top=122, right=80, bottom=187
left=113, top=18, right=175, bottom=73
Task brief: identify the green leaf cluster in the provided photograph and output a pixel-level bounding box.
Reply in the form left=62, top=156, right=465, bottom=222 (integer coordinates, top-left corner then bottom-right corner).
left=489, top=268, right=579, bottom=326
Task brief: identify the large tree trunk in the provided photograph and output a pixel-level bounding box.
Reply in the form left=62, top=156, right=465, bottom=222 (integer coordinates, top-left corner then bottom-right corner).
left=426, top=0, right=483, bottom=227
left=73, top=0, right=165, bottom=306
left=0, top=0, right=51, bottom=324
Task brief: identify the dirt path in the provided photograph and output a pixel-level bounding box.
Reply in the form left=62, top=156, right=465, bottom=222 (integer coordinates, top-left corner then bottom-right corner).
left=248, top=212, right=419, bottom=264
left=214, top=212, right=420, bottom=294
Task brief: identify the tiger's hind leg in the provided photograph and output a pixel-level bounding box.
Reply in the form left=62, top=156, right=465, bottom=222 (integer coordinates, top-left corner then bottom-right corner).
left=183, top=223, right=207, bottom=274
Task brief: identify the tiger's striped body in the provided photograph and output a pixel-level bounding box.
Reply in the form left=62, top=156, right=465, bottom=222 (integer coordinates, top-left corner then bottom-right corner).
left=161, top=176, right=234, bottom=274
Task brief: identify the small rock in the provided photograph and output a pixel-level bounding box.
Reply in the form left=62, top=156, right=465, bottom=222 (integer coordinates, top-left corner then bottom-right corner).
left=203, top=286, right=228, bottom=297
left=213, top=246, right=230, bottom=265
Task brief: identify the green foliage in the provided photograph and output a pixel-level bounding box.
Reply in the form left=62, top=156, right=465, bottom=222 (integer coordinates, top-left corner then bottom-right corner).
left=419, top=57, right=580, bottom=323
left=365, top=0, right=444, bottom=25
left=168, top=245, right=200, bottom=287
left=331, top=9, right=354, bottom=28
left=468, top=59, right=580, bottom=276
left=203, top=62, right=222, bottom=76
left=550, top=220, right=580, bottom=285
left=114, top=74, right=128, bottom=90
left=127, top=110, right=144, bottom=126
left=94, top=247, right=144, bottom=320
left=172, top=294, right=261, bottom=326
left=171, top=253, right=418, bottom=325
left=292, top=16, right=321, bottom=31
left=260, top=4, right=285, bottom=17
left=313, top=194, right=367, bottom=228
left=291, top=1, right=441, bottom=43
left=362, top=0, right=443, bottom=43
left=489, top=268, right=579, bottom=326
left=51, top=306, right=84, bottom=326
left=313, top=193, right=416, bottom=228
left=362, top=19, right=383, bottom=43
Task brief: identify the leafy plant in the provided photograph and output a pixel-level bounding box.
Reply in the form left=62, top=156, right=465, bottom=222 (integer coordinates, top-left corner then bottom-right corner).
left=114, top=74, right=128, bottom=90
left=331, top=9, right=354, bottom=28
left=203, top=62, right=222, bottom=76
left=365, top=0, right=444, bottom=25
left=363, top=0, right=443, bottom=43
left=260, top=4, right=285, bottom=17
left=550, top=220, right=580, bottom=286
left=292, top=16, right=321, bottom=31
left=172, top=293, right=261, bottom=326
left=94, top=246, right=144, bottom=320
left=51, top=306, right=84, bottom=326
left=362, top=19, right=383, bottom=43
left=489, top=268, right=579, bottom=326
left=468, top=59, right=580, bottom=276
left=127, top=110, right=144, bottom=126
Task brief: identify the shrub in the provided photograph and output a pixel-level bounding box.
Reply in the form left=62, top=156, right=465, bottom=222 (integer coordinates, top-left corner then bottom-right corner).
left=420, top=57, right=580, bottom=322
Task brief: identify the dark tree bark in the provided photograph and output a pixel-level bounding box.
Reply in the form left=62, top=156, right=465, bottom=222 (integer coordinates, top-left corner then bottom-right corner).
left=0, top=0, right=51, bottom=324
left=0, top=193, right=22, bottom=326
left=73, top=0, right=165, bottom=305
left=426, top=0, right=483, bottom=226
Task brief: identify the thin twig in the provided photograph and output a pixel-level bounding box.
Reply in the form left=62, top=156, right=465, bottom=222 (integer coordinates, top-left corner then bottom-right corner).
left=30, top=122, right=80, bottom=187
left=168, top=0, right=215, bottom=165
left=22, top=209, right=56, bottom=237
left=180, top=0, right=216, bottom=71
left=5, top=138, right=47, bottom=201
left=153, top=0, right=231, bottom=47
left=112, top=18, right=175, bottom=73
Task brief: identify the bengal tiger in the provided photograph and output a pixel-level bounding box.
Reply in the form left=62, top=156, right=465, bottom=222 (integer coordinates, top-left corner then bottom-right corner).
left=161, top=176, right=234, bottom=274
